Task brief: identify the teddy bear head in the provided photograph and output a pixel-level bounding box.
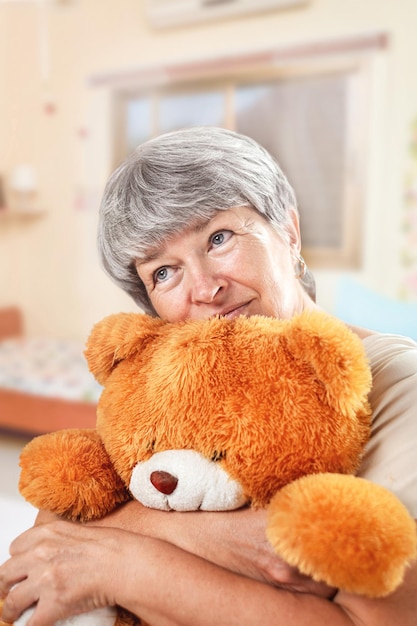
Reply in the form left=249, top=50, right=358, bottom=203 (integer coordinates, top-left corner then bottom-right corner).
left=84, top=310, right=372, bottom=511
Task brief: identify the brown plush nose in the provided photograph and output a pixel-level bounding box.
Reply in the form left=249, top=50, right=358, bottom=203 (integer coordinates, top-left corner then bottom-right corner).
left=150, top=470, right=178, bottom=495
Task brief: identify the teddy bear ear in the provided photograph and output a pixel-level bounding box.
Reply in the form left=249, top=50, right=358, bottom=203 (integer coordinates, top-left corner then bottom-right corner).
left=84, top=313, right=166, bottom=385
left=284, top=311, right=372, bottom=417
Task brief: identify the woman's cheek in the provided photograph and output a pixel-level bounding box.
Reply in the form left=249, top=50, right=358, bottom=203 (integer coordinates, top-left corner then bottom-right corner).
left=154, top=290, right=189, bottom=323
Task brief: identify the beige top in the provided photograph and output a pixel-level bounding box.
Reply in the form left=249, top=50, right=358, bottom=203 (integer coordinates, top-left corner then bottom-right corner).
left=357, top=333, right=417, bottom=518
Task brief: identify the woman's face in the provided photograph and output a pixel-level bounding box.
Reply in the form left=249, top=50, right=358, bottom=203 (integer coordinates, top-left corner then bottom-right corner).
left=136, top=206, right=313, bottom=323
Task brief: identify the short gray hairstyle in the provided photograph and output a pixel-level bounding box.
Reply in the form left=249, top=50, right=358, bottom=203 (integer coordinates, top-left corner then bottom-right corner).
left=98, top=126, right=315, bottom=314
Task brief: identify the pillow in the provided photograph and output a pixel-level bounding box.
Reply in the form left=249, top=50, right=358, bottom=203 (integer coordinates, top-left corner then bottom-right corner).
left=334, top=277, right=417, bottom=341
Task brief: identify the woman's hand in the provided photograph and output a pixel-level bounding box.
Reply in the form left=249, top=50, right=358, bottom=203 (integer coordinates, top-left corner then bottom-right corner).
left=0, top=521, right=130, bottom=625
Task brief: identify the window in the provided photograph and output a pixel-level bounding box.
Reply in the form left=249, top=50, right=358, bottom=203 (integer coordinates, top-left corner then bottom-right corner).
left=103, top=33, right=387, bottom=269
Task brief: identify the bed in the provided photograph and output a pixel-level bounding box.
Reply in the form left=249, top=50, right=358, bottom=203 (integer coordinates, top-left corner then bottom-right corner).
left=0, top=307, right=100, bottom=436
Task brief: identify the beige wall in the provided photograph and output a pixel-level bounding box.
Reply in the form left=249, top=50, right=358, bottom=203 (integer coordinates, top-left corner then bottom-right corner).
left=0, top=0, right=416, bottom=340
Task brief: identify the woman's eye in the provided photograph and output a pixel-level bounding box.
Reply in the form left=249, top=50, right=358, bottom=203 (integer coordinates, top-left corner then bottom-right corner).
left=210, top=230, right=232, bottom=247
left=154, top=267, right=171, bottom=283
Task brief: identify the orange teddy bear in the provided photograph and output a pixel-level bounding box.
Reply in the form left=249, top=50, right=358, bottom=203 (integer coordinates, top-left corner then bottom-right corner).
left=14, top=310, right=416, bottom=626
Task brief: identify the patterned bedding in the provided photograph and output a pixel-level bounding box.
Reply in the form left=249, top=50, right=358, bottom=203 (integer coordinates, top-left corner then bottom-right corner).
left=0, top=337, right=102, bottom=403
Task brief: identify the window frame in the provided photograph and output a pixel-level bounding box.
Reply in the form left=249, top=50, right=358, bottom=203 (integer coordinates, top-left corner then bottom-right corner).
left=95, top=33, right=387, bottom=269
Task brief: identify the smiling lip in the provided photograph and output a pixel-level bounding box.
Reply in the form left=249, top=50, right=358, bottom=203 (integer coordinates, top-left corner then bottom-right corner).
left=219, top=303, right=251, bottom=319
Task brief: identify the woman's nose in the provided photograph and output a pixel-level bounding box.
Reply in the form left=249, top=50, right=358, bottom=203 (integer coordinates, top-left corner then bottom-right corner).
left=189, top=262, right=225, bottom=304
left=191, top=273, right=224, bottom=303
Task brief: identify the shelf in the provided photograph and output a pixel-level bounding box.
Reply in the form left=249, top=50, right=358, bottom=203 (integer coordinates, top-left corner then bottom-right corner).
left=0, top=207, right=46, bottom=220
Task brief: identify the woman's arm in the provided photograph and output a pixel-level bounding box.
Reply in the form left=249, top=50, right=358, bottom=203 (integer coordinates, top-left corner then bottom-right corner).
left=36, top=503, right=336, bottom=596
left=1, top=519, right=416, bottom=626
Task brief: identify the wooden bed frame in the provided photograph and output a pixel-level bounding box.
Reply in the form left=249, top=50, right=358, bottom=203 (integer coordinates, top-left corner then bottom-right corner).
left=0, top=307, right=97, bottom=436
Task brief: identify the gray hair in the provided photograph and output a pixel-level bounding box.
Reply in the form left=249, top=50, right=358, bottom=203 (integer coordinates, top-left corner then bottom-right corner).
left=98, top=126, right=315, bottom=314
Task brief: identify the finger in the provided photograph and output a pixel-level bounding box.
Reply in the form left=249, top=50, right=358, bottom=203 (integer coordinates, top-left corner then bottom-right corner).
left=14, top=605, right=35, bottom=626
left=0, top=583, right=38, bottom=625
left=8, top=527, right=42, bottom=558
left=0, top=556, right=30, bottom=599
left=9, top=520, right=76, bottom=558
left=0, top=597, right=13, bottom=626
left=26, top=604, right=64, bottom=626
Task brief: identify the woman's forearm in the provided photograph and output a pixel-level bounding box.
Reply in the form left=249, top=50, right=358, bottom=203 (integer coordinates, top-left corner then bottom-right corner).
left=89, top=502, right=278, bottom=582
left=89, top=505, right=417, bottom=626
left=115, top=533, right=417, bottom=626
left=67, top=502, right=334, bottom=595
left=37, top=504, right=281, bottom=585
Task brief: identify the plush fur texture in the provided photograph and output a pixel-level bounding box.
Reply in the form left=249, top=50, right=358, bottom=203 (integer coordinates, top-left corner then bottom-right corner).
left=16, top=310, right=417, bottom=625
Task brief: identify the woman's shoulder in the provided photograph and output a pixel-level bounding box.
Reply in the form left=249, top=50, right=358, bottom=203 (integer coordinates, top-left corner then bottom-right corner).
left=347, top=322, right=417, bottom=345
left=344, top=321, right=417, bottom=368
left=361, top=331, right=417, bottom=378
left=362, top=331, right=417, bottom=350
left=356, top=329, right=417, bottom=516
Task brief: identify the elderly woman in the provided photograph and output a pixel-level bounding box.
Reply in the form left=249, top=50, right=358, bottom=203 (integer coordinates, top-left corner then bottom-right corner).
left=0, top=127, right=416, bottom=625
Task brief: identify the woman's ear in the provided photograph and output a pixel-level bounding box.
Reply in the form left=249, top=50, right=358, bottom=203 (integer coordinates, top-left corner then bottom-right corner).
left=286, top=207, right=302, bottom=255
left=286, top=207, right=317, bottom=302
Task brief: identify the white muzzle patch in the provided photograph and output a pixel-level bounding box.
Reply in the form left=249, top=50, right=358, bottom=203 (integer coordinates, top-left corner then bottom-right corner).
left=129, top=449, right=248, bottom=511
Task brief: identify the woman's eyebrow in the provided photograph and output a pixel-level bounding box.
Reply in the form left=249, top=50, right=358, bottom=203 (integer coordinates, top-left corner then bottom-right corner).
left=135, top=244, right=167, bottom=267
left=136, top=250, right=161, bottom=266
left=136, top=216, right=220, bottom=266
left=193, top=217, right=213, bottom=233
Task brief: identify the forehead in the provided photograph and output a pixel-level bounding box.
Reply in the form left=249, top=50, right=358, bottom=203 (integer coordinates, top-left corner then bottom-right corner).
left=135, top=215, right=214, bottom=265
left=136, top=206, right=258, bottom=264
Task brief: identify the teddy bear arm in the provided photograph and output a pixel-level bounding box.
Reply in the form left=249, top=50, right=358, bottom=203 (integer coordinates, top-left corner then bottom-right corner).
left=19, top=429, right=131, bottom=522
left=266, top=473, right=417, bottom=598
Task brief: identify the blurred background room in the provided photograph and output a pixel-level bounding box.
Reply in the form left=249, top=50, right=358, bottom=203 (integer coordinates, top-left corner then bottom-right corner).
left=0, top=0, right=417, bottom=555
